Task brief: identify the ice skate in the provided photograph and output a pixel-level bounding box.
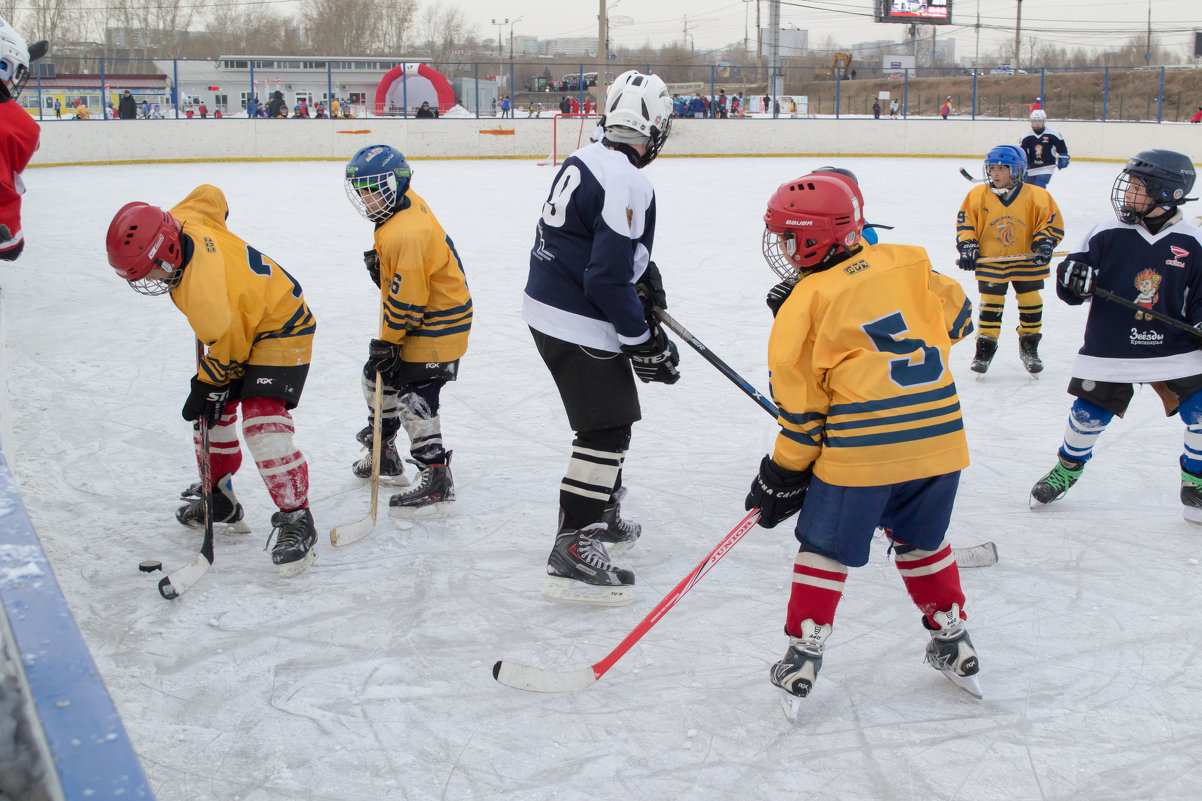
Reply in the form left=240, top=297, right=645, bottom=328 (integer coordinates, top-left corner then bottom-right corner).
left=542, top=524, right=634, bottom=606
left=266, top=508, right=317, bottom=578
left=387, top=452, right=455, bottom=518
left=970, top=336, right=998, bottom=374
left=923, top=604, right=981, bottom=698
left=594, top=486, right=641, bottom=556
left=176, top=473, right=251, bottom=534
left=1180, top=464, right=1202, bottom=524
left=351, top=425, right=409, bottom=486
left=1029, top=454, right=1085, bottom=507
left=1018, top=333, right=1044, bottom=376
left=770, top=619, right=832, bottom=723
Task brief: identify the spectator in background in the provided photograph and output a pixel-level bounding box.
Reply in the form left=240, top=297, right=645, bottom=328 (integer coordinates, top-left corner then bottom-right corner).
left=1031, top=96, right=1042, bottom=111
left=150, top=103, right=163, bottom=119
left=559, top=96, right=570, bottom=114
left=330, top=97, right=340, bottom=117
left=198, top=102, right=209, bottom=119
left=118, top=90, right=136, bottom=119
left=416, top=100, right=437, bottom=119
left=763, top=94, right=772, bottom=115
left=890, top=98, right=899, bottom=118
left=1191, top=106, right=1202, bottom=124
left=872, top=98, right=881, bottom=119
left=214, top=109, right=222, bottom=119
left=717, top=89, right=727, bottom=119
left=501, top=95, right=511, bottom=118
left=104, top=101, right=115, bottom=119
left=731, top=93, right=742, bottom=118
left=139, top=99, right=150, bottom=118
left=267, top=90, right=287, bottom=118
left=53, top=97, right=61, bottom=118
left=941, top=96, right=953, bottom=120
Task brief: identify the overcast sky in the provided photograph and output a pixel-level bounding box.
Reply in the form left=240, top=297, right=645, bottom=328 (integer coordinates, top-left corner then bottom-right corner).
left=448, top=0, right=1202, bottom=61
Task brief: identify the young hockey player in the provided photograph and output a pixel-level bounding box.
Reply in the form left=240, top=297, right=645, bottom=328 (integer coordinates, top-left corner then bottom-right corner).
left=105, top=186, right=319, bottom=576
left=746, top=172, right=981, bottom=711
left=1020, top=109, right=1070, bottom=188
left=344, top=144, right=471, bottom=516
left=956, top=144, right=1064, bottom=375
left=523, top=70, right=678, bottom=606
left=1031, top=150, right=1202, bottom=520
left=0, top=18, right=47, bottom=262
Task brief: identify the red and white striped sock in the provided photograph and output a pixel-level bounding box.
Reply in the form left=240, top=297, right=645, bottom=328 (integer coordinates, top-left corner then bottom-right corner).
left=785, top=550, right=848, bottom=637
left=894, top=538, right=967, bottom=624
left=193, top=404, right=242, bottom=482
left=241, top=397, right=309, bottom=512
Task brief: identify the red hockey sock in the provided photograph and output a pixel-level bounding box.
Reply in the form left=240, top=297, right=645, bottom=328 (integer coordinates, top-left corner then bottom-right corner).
left=193, top=403, right=242, bottom=483
left=241, top=396, right=309, bottom=511
left=894, top=539, right=967, bottom=624
left=784, top=550, right=848, bottom=636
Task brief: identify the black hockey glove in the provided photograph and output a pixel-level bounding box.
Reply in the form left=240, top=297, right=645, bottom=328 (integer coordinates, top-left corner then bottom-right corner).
left=766, top=279, right=798, bottom=317
left=621, top=324, right=681, bottom=384
left=1057, top=259, right=1096, bottom=299
left=364, top=249, right=381, bottom=288
left=365, top=338, right=402, bottom=379
left=181, top=377, right=229, bottom=426
left=957, top=239, right=979, bottom=272
left=745, top=455, right=811, bottom=529
left=1032, top=239, right=1056, bottom=267
left=635, top=261, right=668, bottom=320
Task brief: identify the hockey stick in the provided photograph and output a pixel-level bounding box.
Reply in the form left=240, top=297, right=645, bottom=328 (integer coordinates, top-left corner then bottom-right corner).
left=331, top=306, right=387, bottom=546
left=652, top=306, right=777, bottom=418
left=959, top=168, right=981, bottom=183
left=159, top=341, right=216, bottom=600
left=654, top=305, right=996, bottom=568
left=494, top=509, right=762, bottom=692
left=1092, top=286, right=1202, bottom=339
left=977, top=251, right=1068, bottom=265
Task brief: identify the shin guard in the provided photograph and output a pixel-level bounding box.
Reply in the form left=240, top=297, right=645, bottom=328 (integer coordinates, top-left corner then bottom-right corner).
left=241, top=396, right=309, bottom=511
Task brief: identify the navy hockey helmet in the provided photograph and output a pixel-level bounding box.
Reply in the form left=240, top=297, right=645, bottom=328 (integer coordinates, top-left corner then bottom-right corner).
left=762, top=173, right=864, bottom=279
left=1111, top=149, right=1197, bottom=225
left=345, top=144, right=413, bottom=223
left=983, top=145, right=1026, bottom=194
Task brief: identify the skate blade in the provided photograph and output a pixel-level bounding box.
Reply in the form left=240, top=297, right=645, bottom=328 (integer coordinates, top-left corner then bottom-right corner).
left=937, top=668, right=982, bottom=699
left=1183, top=506, right=1202, bottom=524
left=276, top=547, right=317, bottom=579
left=180, top=519, right=251, bottom=535
left=777, top=688, right=804, bottom=724
left=541, top=576, right=634, bottom=607
left=600, top=539, right=638, bottom=558
left=388, top=501, right=456, bottom=520
left=376, top=473, right=411, bottom=488
left=1028, top=495, right=1053, bottom=509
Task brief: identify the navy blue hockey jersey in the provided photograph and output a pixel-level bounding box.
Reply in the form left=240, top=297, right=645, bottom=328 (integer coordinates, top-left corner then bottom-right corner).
left=1060, top=215, right=1202, bottom=382
left=1020, top=126, right=1069, bottom=178
left=523, top=142, right=656, bottom=352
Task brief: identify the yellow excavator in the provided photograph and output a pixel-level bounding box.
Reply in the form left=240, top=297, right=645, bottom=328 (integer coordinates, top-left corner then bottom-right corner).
left=814, top=52, right=854, bottom=81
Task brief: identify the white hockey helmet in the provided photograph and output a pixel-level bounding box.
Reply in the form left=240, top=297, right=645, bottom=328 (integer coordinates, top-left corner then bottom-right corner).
left=1029, top=108, right=1046, bottom=129
left=0, top=17, right=29, bottom=98
left=601, top=70, right=673, bottom=167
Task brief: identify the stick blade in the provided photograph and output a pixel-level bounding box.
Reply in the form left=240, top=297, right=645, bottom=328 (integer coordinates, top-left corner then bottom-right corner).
left=329, top=514, right=376, bottom=547
left=492, top=660, right=598, bottom=693
left=952, top=542, right=998, bottom=569
left=157, top=552, right=212, bottom=600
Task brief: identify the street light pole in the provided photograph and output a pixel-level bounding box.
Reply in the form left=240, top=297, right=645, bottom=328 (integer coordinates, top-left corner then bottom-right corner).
left=491, top=17, right=508, bottom=106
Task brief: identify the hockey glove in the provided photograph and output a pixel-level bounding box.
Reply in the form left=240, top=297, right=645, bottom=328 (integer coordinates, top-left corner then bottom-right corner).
left=364, top=249, right=381, bottom=288
left=182, top=377, right=230, bottom=426
left=1057, top=259, right=1096, bottom=298
left=636, top=260, right=668, bottom=319
left=621, top=325, right=681, bottom=384
left=1057, top=154, right=1070, bottom=170
left=957, top=239, right=979, bottom=272
left=745, top=455, right=811, bottom=529
left=1032, top=239, right=1056, bottom=267
left=365, top=338, right=402, bottom=379
left=766, top=279, right=798, bottom=318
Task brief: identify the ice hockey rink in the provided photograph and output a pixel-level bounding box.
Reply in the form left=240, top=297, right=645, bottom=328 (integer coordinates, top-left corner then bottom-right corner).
left=4, top=153, right=1201, bottom=801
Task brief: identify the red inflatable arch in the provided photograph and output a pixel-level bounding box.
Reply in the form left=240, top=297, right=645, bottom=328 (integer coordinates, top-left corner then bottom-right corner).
left=374, top=63, right=455, bottom=115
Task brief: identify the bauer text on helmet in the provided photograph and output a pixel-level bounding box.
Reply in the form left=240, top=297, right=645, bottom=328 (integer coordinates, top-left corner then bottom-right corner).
left=761, top=173, right=864, bottom=280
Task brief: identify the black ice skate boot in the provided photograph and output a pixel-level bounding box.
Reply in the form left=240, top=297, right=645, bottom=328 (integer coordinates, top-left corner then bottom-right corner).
left=770, top=619, right=833, bottom=699
left=266, top=508, right=318, bottom=578
left=1180, top=461, right=1202, bottom=524
left=176, top=473, right=251, bottom=533
left=1029, top=454, right=1085, bottom=506
left=388, top=452, right=455, bottom=518
left=594, top=486, right=642, bottom=556
left=923, top=604, right=981, bottom=698
left=1018, top=333, right=1044, bottom=375
left=543, top=524, right=635, bottom=606
left=351, top=425, right=408, bottom=485
left=970, top=336, right=998, bottom=374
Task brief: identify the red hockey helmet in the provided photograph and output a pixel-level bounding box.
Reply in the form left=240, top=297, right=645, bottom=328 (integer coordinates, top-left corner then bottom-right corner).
left=105, top=202, right=183, bottom=295
left=762, top=173, right=864, bottom=279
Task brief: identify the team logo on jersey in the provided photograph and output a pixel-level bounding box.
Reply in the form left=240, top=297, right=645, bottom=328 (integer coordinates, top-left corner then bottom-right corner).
left=993, top=217, right=1020, bottom=248
left=625, top=207, right=633, bottom=229
left=1167, top=245, right=1189, bottom=268
left=1133, top=268, right=1162, bottom=320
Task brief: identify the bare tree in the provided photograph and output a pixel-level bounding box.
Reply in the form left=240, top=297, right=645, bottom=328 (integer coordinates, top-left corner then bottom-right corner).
left=416, top=4, right=471, bottom=66
left=377, top=0, right=418, bottom=55
left=205, top=5, right=294, bottom=57
left=301, top=0, right=379, bottom=55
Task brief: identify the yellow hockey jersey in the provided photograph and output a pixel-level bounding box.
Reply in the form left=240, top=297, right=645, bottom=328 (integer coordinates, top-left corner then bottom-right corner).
left=956, top=183, right=1063, bottom=282
left=374, top=190, right=472, bottom=363
left=169, top=185, right=316, bottom=385
left=769, top=244, right=973, bottom=487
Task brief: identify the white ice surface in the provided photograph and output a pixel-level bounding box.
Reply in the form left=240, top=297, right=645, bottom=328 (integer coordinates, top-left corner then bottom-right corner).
left=4, top=156, right=1202, bottom=801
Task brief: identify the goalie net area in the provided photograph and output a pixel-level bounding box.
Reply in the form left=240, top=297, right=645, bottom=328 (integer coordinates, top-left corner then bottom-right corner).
left=538, top=114, right=603, bottom=166
left=1008, top=103, right=1035, bottom=120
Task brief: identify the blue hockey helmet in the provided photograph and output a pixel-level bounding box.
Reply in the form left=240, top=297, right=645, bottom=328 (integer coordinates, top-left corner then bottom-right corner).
left=345, top=144, right=413, bottom=223
left=1112, top=149, right=1197, bottom=224
left=982, top=145, right=1026, bottom=194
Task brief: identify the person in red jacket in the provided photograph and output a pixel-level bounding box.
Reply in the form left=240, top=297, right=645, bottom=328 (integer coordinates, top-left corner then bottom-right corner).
left=0, top=17, right=47, bottom=262
left=1190, top=106, right=1202, bottom=124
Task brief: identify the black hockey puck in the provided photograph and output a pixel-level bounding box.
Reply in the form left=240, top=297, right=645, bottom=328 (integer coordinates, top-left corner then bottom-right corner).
left=139, top=560, right=163, bottom=573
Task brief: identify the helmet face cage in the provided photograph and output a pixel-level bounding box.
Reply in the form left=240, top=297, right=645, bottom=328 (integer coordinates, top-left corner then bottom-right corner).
left=983, top=145, right=1026, bottom=193
left=1029, top=109, right=1046, bottom=132
left=345, top=145, right=412, bottom=222
left=761, top=174, right=863, bottom=279
left=1111, top=150, right=1196, bottom=224
left=105, top=203, right=183, bottom=295
left=601, top=71, right=673, bottom=167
